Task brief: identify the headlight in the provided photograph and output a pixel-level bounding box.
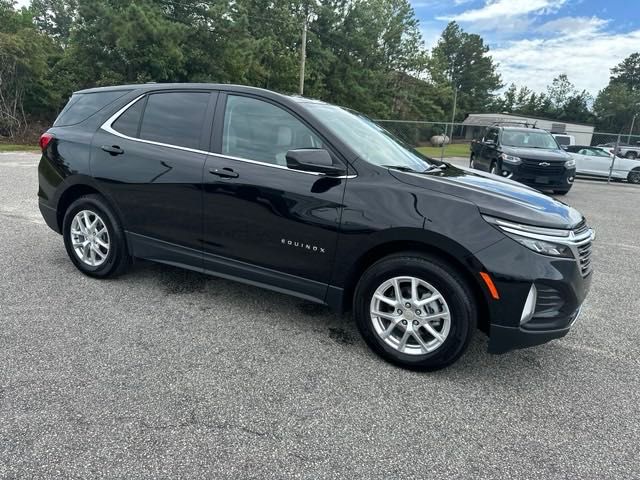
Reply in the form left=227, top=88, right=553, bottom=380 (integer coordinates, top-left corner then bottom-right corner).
left=500, top=153, right=521, bottom=165
left=508, top=236, right=572, bottom=257
left=483, top=215, right=574, bottom=258
left=564, top=158, right=576, bottom=168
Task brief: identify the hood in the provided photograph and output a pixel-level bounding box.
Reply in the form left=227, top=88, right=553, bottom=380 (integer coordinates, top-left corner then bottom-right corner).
left=389, top=165, right=583, bottom=229
left=502, top=145, right=571, bottom=162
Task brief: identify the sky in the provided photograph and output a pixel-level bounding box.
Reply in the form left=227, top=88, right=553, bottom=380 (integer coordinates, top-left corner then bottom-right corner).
left=413, top=0, right=640, bottom=96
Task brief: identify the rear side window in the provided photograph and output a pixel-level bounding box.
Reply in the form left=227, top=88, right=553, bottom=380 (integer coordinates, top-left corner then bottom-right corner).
left=54, top=90, right=129, bottom=126
left=139, top=92, right=210, bottom=149
left=112, top=98, right=145, bottom=137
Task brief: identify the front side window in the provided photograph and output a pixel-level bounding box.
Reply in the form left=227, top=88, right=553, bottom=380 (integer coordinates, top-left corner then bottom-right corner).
left=139, top=92, right=210, bottom=149
left=222, top=95, right=324, bottom=166
left=485, top=129, right=499, bottom=143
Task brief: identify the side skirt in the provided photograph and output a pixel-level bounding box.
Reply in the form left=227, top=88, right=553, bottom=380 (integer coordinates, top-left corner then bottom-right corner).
left=125, top=231, right=344, bottom=308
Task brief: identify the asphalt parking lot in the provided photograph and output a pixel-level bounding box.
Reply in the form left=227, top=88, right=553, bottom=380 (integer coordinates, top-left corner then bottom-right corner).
left=1, top=152, right=639, bottom=479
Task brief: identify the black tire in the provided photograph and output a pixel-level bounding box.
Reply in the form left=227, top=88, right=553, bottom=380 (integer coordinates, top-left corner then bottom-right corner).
left=553, top=188, right=570, bottom=195
left=62, top=194, right=130, bottom=278
left=353, top=253, right=476, bottom=371
left=624, top=152, right=637, bottom=159
left=627, top=168, right=640, bottom=184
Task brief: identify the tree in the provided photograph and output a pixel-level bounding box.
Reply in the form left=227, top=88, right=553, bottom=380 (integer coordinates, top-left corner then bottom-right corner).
left=30, top=0, right=77, bottom=47
left=610, top=52, right=640, bottom=92
left=429, top=21, right=502, bottom=119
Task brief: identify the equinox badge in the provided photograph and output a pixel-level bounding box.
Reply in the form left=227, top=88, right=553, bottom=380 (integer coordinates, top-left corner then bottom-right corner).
left=281, top=238, right=326, bottom=254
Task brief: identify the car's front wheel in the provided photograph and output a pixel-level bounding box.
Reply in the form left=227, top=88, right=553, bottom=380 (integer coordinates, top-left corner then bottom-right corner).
left=553, top=188, right=571, bottom=195
left=627, top=168, right=640, bottom=184
left=62, top=194, right=130, bottom=278
left=353, top=254, right=476, bottom=370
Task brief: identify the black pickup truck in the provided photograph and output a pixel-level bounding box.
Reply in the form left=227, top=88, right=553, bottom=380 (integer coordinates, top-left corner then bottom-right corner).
left=470, top=124, right=576, bottom=195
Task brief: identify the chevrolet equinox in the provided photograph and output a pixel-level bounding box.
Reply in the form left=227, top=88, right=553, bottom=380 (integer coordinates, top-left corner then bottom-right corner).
left=38, top=84, right=595, bottom=370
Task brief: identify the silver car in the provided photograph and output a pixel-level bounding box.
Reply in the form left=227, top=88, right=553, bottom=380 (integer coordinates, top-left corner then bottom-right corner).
left=566, top=145, right=640, bottom=184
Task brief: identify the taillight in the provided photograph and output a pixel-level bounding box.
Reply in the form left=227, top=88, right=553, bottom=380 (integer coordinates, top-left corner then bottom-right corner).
left=39, top=132, right=54, bottom=151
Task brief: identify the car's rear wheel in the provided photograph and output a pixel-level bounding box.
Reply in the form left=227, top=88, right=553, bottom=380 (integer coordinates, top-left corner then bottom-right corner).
left=353, top=254, right=476, bottom=370
left=627, top=168, right=640, bottom=184
left=62, top=194, right=130, bottom=278
left=624, top=152, right=637, bottom=159
left=553, top=188, right=570, bottom=195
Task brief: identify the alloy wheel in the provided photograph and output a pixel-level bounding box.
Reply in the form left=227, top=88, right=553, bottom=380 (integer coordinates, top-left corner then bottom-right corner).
left=70, top=210, right=110, bottom=267
left=370, top=276, right=451, bottom=355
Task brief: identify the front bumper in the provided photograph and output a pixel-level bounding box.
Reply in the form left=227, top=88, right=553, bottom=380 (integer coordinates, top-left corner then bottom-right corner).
left=500, top=162, right=576, bottom=190
left=471, top=237, right=592, bottom=354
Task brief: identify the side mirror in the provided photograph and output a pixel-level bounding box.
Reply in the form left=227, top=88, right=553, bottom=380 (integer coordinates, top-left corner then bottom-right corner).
left=286, top=149, right=346, bottom=176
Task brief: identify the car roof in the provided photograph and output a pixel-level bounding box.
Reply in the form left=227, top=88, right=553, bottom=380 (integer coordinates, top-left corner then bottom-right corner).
left=74, top=83, right=333, bottom=106
left=499, top=126, right=547, bottom=133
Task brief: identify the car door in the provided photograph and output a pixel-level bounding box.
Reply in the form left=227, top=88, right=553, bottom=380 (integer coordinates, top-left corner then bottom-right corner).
left=92, top=90, right=217, bottom=268
left=579, top=148, right=612, bottom=177
left=202, top=93, right=349, bottom=301
left=480, top=128, right=499, bottom=171
left=569, top=148, right=592, bottom=175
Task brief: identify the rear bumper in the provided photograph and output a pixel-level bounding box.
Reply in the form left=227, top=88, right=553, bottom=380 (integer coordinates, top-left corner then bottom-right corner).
left=39, top=200, right=60, bottom=233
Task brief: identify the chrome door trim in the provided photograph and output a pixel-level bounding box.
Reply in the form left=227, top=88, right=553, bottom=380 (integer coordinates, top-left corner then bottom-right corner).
left=99, top=94, right=357, bottom=180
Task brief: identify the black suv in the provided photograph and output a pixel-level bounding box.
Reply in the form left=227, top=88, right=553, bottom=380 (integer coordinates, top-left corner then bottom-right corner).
left=38, top=84, right=594, bottom=370
left=470, top=124, right=576, bottom=194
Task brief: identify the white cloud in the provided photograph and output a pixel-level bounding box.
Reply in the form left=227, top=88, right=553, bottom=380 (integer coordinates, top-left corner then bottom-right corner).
left=491, top=21, right=640, bottom=95
left=536, top=16, right=609, bottom=37
left=438, top=0, right=567, bottom=22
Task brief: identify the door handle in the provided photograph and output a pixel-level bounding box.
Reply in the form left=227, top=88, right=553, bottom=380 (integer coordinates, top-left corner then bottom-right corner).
left=209, top=167, right=239, bottom=179
left=101, top=145, right=124, bottom=155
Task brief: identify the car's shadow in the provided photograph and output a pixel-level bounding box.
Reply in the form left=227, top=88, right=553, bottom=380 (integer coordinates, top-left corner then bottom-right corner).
left=119, top=259, right=582, bottom=383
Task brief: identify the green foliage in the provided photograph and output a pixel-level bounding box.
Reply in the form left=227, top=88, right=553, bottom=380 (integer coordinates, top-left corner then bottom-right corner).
left=493, top=76, right=594, bottom=125
left=594, top=53, right=640, bottom=132
left=429, top=22, right=502, bottom=120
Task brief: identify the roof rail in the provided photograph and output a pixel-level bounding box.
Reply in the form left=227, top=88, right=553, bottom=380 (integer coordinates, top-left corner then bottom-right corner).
left=490, top=120, right=538, bottom=129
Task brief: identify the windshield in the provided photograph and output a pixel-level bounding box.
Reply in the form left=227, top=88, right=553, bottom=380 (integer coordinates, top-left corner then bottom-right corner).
left=303, top=103, right=433, bottom=171
left=501, top=130, right=560, bottom=150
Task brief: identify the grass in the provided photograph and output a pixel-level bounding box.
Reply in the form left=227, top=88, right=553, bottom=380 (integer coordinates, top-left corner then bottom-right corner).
left=416, top=143, right=470, bottom=159
left=0, top=144, right=39, bottom=152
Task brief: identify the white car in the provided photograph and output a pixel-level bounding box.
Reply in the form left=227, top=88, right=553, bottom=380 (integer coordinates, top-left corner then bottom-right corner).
left=565, top=145, right=640, bottom=183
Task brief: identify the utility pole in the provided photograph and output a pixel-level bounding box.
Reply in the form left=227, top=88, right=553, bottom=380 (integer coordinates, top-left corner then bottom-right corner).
left=299, top=14, right=308, bottom=96
left=441, top=83, right=458, bottom=161
left=628, top=113, right=638, bottom=144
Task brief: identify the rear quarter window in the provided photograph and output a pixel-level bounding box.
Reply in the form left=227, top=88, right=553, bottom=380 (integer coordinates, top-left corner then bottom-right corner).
left=54, top=90, right=130, bottom=127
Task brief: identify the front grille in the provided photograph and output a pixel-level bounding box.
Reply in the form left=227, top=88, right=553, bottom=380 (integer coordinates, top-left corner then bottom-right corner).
left=573, top=219, right=588, bottom=236
left=520, top=158, right=565, bottom=175
left=570, top=220, right=593, bottom=277
left=577, top=241, right=593, bottom=276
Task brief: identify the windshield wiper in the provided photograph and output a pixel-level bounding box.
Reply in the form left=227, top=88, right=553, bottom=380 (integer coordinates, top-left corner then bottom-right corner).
left=382, top=165, right=418, bottom=172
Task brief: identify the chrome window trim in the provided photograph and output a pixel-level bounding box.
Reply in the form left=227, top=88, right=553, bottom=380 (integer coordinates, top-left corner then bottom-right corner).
left=100, top=94, right=357, bottom=180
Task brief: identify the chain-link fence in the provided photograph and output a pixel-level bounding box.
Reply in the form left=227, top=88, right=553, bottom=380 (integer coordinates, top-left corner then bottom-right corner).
left=374, top=119, right=640, bottom=184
